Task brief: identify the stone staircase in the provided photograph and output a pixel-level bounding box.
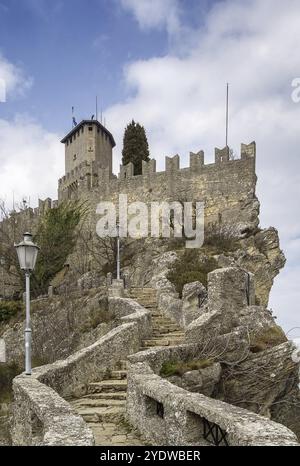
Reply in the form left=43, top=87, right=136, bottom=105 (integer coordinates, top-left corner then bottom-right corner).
left=68, top=360, right=144, bottom=446
left=130, top=287, right=185, bottom=349
left=68, top=287, right=185, bottom=446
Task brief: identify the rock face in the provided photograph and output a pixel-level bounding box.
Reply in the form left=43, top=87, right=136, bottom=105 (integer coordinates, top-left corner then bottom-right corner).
left=0, top=288, right=112, bottom=366
left=234, top=227, right=286, bottom=306
left=182, top=282, right=207, bottom=327
left=124, top=226, right=285, bottom=315
left=168, top=363, right=222, bottom=396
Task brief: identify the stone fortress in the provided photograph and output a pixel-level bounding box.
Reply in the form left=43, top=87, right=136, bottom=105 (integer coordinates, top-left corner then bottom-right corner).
left=57, top=119, right=258, bottom=237
left=1, top=118, right=299, bottom=446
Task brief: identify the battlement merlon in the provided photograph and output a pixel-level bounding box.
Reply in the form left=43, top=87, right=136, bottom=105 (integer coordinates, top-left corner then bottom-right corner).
left=58, top=141, right=256, bottom=201
left=118, top=141, right=256, bottom=178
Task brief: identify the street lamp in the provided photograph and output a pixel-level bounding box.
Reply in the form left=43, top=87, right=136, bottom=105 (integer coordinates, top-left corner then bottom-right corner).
left=0, top=257, right=5, bottom=298
left=15, top=233, right=39, bottom=375
left=116, top=222, right=120, bottom=280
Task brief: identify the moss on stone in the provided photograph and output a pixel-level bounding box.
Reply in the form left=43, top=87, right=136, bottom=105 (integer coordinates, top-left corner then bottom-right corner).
left=160, top=358, right=213, bottom=377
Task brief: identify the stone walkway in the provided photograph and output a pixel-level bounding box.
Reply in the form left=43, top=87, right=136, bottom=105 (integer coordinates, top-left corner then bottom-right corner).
left=68, top=287, right=185, bottom=446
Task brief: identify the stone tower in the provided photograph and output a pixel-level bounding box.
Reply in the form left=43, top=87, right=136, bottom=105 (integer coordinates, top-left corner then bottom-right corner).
left=61, top=120, right=115, bottom=175
left=58, top=120, right=116, bottom=201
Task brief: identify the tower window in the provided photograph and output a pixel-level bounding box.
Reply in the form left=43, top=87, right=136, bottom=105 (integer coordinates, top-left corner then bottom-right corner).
left=81, top=127, right=84, bottom=133
left=88, top=126, right=93, bottom=131
left=73, top=154, right=77, bottom=161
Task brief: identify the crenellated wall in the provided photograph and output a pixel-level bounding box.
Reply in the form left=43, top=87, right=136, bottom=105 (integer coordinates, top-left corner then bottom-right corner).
left=58, top=142, right=258, bottom=236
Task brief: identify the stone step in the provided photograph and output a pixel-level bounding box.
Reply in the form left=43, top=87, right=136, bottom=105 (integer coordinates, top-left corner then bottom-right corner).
left=152, top=321, right=182, bottom=332
left=73, top=406, right=125, bottom=424
left=109, top=370, right=127, bottom=380
left=82, top=392, right=127, bottom=401
left=71, top=398, right=126, bottom=408
left=142, top=339, right=171, bottom=347
left=132, top=301, right=157, bottom=307
left=115, top=360, right=128, bottom=371
left=152, top=329, right=185, bottom=337
left=152, top=332, right=184, bottom=338
left=152, top=325, right=182, bottom=331
left=130, top=287, right=156, bottom=291
left=88, top=422, right=146, bottom=446
left=142, top=338, right=184, bottom=347
left=152, top=315, right=177, bottom=321
left=130, top=293, right=157, bottom=299
left=152, top=329, right=183, bottom=333
left=88, top=379, right=127, bottom=394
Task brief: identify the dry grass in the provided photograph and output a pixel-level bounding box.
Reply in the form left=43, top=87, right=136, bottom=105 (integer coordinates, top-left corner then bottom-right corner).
left=250, top=325, right=287, bottom=353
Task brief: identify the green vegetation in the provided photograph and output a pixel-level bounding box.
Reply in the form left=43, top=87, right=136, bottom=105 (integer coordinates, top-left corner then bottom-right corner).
left=250, top=325, right=287, bottom=353
left=203, top=222, right=240, bottom=253
left=0, top=300, right=23, bottom=323
left=160, top=359, right=213, bottom=377
left=167, top=250, right=218, bottom=297
left=0, top=362, right=21, bottom=403
left=122, top=120, right=150, bottom=175
left=32, top=201, right=87, bottom=296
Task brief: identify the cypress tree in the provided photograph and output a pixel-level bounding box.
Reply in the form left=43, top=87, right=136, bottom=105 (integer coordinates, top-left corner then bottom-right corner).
left=122, top=120, right=150, bottom=175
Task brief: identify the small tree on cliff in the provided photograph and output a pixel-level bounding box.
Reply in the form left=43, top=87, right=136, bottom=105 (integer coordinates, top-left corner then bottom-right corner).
left=122, top=120, right=150, bottom=175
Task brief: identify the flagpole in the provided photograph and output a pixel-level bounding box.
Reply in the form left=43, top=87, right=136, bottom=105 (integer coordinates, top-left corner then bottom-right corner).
left=225, top=83, right=229, bottom=147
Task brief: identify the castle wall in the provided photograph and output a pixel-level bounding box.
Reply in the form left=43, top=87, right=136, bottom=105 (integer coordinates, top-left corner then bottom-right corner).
left=58, top=142, right=258, bottom=236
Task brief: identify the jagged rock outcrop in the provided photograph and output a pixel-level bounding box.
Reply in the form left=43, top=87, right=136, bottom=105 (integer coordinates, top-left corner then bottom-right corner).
left=125, top=226, right=285, bottom=311
left=0, top=288, right=111, bottom=366
left=156, top=267, right=299, bottom=440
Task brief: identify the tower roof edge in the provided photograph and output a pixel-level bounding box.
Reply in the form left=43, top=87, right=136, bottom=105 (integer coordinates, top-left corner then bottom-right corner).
left=60, top=120, right=116, bottom=147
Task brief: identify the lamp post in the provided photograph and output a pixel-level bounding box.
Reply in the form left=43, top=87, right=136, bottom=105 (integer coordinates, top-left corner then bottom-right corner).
left=0, top=257, right=5, bottom=298
left=116, top=222, right=120, bottom=280
left=15, top=233, right=39, bottom=375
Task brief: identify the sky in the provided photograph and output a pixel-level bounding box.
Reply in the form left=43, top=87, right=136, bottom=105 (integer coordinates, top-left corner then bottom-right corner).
left=0, top=0, right=299, bottom=335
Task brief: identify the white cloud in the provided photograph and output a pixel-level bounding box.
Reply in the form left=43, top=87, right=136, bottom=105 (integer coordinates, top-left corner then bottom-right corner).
left=0, top=115, right=63, bottom=208
left=109, top=0, right=300, bottom=332
left=0, top=55, right=61, bottom=207
left=0, top=53, right=32, bottom=100
left=120, top=0, right=181, bottom=34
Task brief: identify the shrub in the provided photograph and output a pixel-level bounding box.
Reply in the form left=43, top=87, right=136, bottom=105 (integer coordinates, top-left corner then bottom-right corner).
left=0, top=362, right=21, bottom=402
left=167, top=250, right=218, bottom=297
left=32, top=201, right=87, bottom=297
left=250, top=325, right=287, bottom=353
left=0, top=300, right=23, bottom=323
left=160, top=359, right=213, bottom=377
left=204, top=222, right=239, bottom=252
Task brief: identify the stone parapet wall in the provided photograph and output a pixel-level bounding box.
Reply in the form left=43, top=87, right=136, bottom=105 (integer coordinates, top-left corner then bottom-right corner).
left=59, top=142, right=258, bottom=238
left=11, top=375, right=94, bottom=446
left=11, top=298, right=152, bottom=445
left=126, top=346, right=299, bottom=446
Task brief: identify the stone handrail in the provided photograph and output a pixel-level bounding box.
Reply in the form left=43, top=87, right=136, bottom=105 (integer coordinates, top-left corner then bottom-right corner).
left=127, top=346, right=299, bottom=446
left=11, top=298, right=151, bottom=445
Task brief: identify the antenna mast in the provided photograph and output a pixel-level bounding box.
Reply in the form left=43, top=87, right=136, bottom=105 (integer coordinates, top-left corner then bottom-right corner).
left=96, top=96, right=98, bottom=121
left=225, top=83, right=229, bottom=147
